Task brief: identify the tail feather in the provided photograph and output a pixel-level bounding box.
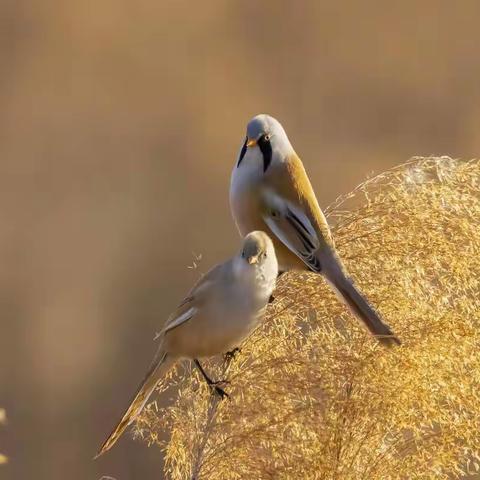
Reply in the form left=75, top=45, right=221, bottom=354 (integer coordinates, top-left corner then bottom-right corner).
left=317, top=247, right=400, bottom=347
left=95, top=350, right=172, bottom=458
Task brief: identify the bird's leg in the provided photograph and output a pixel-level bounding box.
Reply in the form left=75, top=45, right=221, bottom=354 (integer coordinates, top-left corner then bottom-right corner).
left=268, top=271, right=286, bottom=304
left=193, top=359, right=229, bottom=399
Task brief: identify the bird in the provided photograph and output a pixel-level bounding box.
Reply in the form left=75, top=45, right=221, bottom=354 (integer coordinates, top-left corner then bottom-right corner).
left=230, top=114, right=400, bottom=346
left=95, top=231, right=278, bottom=457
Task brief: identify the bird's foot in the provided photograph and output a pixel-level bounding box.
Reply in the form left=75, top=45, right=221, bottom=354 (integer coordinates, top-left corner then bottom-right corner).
left=224, top=347, right=240, bottom=362
left=208, top=380, right=230, bottom=400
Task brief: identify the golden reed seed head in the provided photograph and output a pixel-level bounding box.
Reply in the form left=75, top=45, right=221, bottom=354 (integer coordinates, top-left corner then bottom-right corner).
left=135, top=157, right=480, bottom=480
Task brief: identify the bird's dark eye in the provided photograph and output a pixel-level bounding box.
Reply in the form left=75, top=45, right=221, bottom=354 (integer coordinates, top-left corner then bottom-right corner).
left=264, top=134, right=271, bottom=141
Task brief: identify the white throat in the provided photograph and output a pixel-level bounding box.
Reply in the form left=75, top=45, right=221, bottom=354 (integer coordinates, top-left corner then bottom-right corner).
left=230, top=150, right=263, bottom=216
left=232, top=256, right=277, bottom=300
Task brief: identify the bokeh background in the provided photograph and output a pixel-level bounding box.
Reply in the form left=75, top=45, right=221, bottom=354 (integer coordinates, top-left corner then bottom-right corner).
left=1, top=1, right=480, bottom=479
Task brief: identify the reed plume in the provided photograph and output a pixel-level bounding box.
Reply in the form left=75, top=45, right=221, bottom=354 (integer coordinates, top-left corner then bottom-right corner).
left=135, top=157, right=480, bottom=480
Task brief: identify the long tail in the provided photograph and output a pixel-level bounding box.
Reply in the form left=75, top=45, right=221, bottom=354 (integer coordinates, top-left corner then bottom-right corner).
left=317, top=246, right=401, bottom=347
left=95, top=349, right=173, bottom=458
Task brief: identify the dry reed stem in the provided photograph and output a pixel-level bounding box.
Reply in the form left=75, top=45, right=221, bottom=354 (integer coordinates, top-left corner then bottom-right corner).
left=0, top=409, right=7, bottom=465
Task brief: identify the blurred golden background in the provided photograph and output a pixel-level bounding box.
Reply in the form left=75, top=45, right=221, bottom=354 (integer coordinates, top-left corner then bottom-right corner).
left=0, top=1, right=479, bottom=478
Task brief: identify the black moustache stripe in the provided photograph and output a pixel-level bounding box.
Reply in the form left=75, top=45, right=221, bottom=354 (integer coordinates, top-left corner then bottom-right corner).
left=236, top=137, right=248, bottom=167
left=258, top=135, right=272, bottom=172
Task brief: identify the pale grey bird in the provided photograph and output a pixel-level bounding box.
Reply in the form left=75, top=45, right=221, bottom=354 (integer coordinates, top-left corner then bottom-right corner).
left=230, top=114, right=400, bottom=346
left=96, top=231, right=278, bottom=457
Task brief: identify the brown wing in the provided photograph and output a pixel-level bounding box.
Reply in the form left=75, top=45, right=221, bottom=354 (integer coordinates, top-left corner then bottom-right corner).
left=162, top=263, right=225, bottom=334
left=268, top=152, right=334, bottom=248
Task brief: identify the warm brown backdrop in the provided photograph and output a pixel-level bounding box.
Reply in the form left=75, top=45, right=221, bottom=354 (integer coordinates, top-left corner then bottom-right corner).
left=1, top=1, right=479, bottom=479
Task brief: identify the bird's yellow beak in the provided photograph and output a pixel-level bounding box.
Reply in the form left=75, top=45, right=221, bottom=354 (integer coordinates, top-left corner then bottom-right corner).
left=246, top=138, right=257, bottom=148
left=247, top=255, right=259, bottom=265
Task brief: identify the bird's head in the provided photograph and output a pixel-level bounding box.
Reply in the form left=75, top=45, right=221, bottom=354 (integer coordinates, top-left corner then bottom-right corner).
left=240, top=231, right=277, bottom=271
left=236, top=114, right=294, bottom=173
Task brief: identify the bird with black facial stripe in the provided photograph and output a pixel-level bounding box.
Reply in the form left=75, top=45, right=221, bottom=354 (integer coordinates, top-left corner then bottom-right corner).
left=230, top=114, right=400, bottom=346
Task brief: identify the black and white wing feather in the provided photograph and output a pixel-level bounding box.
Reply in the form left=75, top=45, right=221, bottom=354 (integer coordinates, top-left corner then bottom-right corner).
left=262, top=190, right=322, bottom=272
